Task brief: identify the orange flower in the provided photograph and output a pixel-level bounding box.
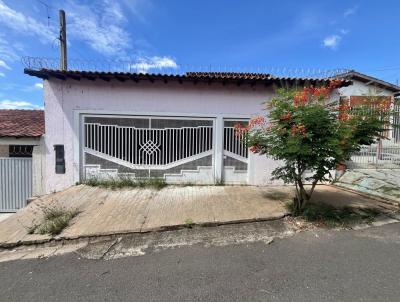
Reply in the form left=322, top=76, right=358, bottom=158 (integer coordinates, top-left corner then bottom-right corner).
left=291, top=124, right=307, bottom=136
left=294, top=90, right=308, bottom=106
left=234, top=123, right=248, bottom=137
left=280, top=112, right=292, bottom=121
left=249, top=145, right=261, bottom=153
left=328, top=79, right=343, bottom=89
left=248, top=116, right=265, bottom=128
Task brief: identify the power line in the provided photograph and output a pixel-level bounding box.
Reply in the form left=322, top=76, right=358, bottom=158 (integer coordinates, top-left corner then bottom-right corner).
left=34, top=0, right=58, bottom=26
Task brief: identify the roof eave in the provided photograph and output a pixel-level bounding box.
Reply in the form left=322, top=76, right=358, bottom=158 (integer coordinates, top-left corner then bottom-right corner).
left=24, top=68, right=352, bottom=88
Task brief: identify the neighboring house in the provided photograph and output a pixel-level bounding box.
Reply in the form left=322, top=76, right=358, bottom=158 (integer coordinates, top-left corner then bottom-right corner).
left=0, top=110, right=45, bottom=212
left=337, top=70, right=400, bottom=98
left=0, top=110, right=44, bottom=158
left=335, top=71, right=400, bottom=169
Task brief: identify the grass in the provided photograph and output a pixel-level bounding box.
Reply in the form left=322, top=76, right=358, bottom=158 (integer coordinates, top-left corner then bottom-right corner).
left=286, top=202, right=382, bottom=227
left=184, top=218, right=194, bottom=228
left=29, top=207, right=79, bottom=236
left=84, top=176, right=167, bottom=190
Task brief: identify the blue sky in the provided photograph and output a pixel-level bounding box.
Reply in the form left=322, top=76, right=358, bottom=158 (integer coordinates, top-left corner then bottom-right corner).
left=0, top=0, right=400, bottom=109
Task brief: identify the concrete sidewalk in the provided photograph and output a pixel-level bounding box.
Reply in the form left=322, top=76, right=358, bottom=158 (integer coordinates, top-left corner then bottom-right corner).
left=0, top=185, right=293, bottom=247
left=0, top=184, right=395, bottom=248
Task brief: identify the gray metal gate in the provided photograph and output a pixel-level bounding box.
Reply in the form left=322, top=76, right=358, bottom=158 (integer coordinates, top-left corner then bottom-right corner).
left=0, top=158, right=32, bottom=212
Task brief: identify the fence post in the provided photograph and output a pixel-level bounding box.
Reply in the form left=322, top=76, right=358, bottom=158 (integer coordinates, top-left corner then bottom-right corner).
left=214, top=116, right=224, bottom=183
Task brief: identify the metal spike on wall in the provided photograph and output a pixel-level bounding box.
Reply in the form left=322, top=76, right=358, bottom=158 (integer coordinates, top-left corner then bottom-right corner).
left=21, top=56, right=350, bottom=79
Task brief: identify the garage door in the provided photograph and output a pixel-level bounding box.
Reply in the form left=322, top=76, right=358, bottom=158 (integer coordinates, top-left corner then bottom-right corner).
left=82, top=115, right=215, bottom=184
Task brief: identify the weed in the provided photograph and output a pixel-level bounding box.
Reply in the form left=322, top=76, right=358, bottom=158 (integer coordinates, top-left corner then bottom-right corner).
left=27, top=224, right=38, bottom=234
left=184, top=218, right=194, bottom=228
left=32, top=207, right=79, bottom=236
left=84, top=176, right=167, bottom=190
left=215, top=179, right=225, bottom=186
left=286, top=201, right=382, bottom=227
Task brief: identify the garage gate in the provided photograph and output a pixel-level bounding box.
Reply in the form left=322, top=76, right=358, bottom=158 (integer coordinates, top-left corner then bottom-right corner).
left=82, top=115, right=248, bottom=184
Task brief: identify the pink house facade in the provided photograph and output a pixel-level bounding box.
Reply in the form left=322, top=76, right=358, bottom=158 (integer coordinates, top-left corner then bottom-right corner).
left=25, top=69, right=348, bottom=194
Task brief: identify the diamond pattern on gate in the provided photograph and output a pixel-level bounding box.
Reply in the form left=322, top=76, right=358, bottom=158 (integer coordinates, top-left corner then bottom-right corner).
left=140, top=139, right=160, bottom=155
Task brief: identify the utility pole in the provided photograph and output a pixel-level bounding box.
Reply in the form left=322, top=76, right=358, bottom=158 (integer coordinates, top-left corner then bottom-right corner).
left=59, top=10, right=67, bottom=71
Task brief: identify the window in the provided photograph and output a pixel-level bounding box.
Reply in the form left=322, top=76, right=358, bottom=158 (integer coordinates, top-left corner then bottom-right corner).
left=54, top=145, right=65, bottom=174
left=9, top=145, right=33, bottom=157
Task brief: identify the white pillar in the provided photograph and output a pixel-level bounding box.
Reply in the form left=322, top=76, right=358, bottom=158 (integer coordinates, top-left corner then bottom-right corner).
left=32, top=138, right=45, bottom=196
left=214, top=116, right=224, bottom=183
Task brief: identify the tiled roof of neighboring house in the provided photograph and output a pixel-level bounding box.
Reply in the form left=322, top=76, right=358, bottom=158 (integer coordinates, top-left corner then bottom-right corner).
left=335, top=70, right=400, bottom=93
left=0, top=110, right=44, bottom=138
left=24, top=69, right=352, bottom=87
left=185, top=72, right=271, bottom=80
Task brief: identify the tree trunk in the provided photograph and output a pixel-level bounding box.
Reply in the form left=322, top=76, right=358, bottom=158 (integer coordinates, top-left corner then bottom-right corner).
left=294, top=179, right=317, bottom=211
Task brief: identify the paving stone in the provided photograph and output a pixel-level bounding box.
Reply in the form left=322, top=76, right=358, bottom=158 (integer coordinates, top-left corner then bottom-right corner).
left=338, top=171, right=367, bottom=184
left=355, top=178, right=388, bottom=190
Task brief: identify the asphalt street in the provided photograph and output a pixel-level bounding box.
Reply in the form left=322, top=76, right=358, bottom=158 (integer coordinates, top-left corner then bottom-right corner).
left=0, top=222, right=399, bottom=302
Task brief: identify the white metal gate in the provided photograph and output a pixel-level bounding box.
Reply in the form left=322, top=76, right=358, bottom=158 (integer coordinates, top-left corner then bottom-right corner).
left=0, top=158, right=32, bottom=212
left=82, top=116, right=215, bottom=183
left=223, top=120, right=248, bottom=184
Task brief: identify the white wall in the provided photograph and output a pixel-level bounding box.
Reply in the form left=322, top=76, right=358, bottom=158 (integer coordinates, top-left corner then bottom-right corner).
left=32, top=138, right=45, bottom=196
left=44, top=79, right=276, bottom=192
left=339, top=80, right=394, bottom=97
left=44, top=77, right=396, bottom=192
left=0, top=145, right=8, bottom=157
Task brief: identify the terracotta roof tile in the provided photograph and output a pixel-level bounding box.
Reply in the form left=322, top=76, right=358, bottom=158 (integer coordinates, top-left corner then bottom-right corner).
left=0, top=109, right=44, bottom=138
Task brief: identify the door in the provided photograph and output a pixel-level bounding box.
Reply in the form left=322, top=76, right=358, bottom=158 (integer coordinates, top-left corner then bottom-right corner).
left=0, top=158, right=32, bottom=212
left=223, top=119, right=249, bottom=184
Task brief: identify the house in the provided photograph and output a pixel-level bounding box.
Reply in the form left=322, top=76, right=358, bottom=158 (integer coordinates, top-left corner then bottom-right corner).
left=24, top=68, right=349, bottom=193
left=337, top=70, right=400, bottom=98
left=0, top=110, right=45, bottom=211
left=336, top=70, right=400, bottom=111
left=0, top=110, right=44, bottom=157
left=23, top=66, right=399, bottom=194
left=335, top=71, right=400, bottom=169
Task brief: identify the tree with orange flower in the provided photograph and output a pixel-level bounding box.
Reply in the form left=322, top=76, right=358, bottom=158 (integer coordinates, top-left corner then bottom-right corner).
left=237, top=81, right=387, bottom=211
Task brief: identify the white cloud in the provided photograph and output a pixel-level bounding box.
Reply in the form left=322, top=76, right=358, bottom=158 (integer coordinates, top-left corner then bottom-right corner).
left=340, top=29, right=350, bottom=35
left=0, top=34, right=20, bottom=63
left=0, top=72, right=4, bottom=77
left=34, top=83, right=43, bottom=89
left=0, top=0, right=177, bottom=72
left=323, top=35, right=341, bottom=49
left=130, top=56, right=178, bottom=73
left=0, top=0, right=56, bottom=43
left=344, top=5, right=358, bottom=17
left=0, top=59, right=11, bottom=70
left=67, top=0, right=131, bottom=57
left=0, top=99, right=42, bottom=109
left=120, top=0, right=152, bottom=23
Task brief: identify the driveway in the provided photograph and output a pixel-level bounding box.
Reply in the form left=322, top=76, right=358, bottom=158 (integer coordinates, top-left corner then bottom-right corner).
left=0, top=184, right=395, bottom=247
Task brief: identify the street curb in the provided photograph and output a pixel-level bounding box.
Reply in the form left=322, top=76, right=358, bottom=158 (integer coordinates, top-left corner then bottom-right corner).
left=0, top=213, right=289, bottom=250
